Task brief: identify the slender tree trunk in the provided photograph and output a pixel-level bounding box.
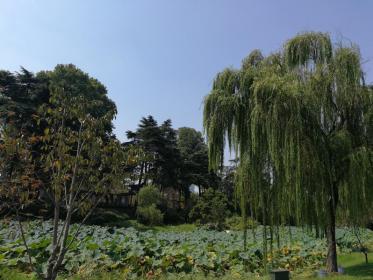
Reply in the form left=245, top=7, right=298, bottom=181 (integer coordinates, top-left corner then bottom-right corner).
left=250, top=206, right=256, bottom=242
left=262, top=196, right=268, bottom=274
left=16, top=211, right=33, bottom=272
left=326, top=199, right=338, bottom=273
left=353, top=226, right=369, bottom=264
left=243, top=209, right=247, bottom=250
left=276, top=224, right=280, bottom=249
left=46, top=201, right=60, bottom=279
left=269, top=225, right=273, bottom=266
left=288, top=224, right=292, bottom=244
left=183, top=185, right=190, bottom=210
left=178, top=187, right=182, bottom=209
left=269, top=205, right=273, bottom=259
left=52, top=202, right=60, bottom=246
left=315, top=224, right=320, bottom=239
left=314, top=209, right=320, bottom=238
left=263, top=223, right=267, bottom=273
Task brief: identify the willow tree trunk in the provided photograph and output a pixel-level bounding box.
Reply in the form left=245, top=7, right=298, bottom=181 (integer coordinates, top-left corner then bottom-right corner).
left=243, top=210, right=247, bottom=250
left=262, top=196, right=268, bottom=273
left=326, top=198, right=338, bottom=272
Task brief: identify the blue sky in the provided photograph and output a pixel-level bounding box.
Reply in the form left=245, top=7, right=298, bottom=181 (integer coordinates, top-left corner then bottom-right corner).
left=1, top=0, right=372, bottom=141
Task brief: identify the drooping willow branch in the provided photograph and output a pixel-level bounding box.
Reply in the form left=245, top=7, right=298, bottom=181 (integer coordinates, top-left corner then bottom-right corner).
left=203, top=32, right=373, bottom=272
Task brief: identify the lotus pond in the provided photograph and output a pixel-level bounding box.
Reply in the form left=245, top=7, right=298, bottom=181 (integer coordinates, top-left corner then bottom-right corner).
left=0, top=220, right=372, bottom=279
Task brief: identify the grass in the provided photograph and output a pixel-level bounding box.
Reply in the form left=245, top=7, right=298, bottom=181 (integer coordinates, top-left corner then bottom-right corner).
left=1, top=253, right=372, bottom=279
left=294, top=252, right=373, bottom=279
left=85, top=208, right=196, bottom=233
left=98, top=218, right=197, bottom=232
left=152, top=223, right=196, bottom=232
left=0, top=268, right=37, bottom=280
left=326, top=252, right=372, bottom=279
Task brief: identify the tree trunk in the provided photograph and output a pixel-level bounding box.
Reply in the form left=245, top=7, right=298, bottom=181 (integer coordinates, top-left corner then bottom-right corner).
left=269, top=225, right=273, bottom=257
left=262, top=196, right=268, bottom=273
left=326, top=199, right=338, bottom=273
left=183, top=185, right=190, bottom=209
left=138, top=161, right=144, bottom=187
left=288, top=224, right=292, bottom=244
left=45, top=204, right=59, bottom=279
left=276, top=224, right=280, bottom=249
left=47, top=271, right=58, bottom=280
left=315, top=224, right=320, bottom=239
left=250, top=207, right=256, bottom=242
left=243, top=209, right=247, bottom=250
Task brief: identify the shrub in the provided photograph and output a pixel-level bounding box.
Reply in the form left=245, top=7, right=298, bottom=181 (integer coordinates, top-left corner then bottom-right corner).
left=137, top=204, right=164, bottom=226
left=137, top=185, right=161, bottom=206
left=189, top=188, right=230, bottom=229
left=136, top=185, right=163, bottom=225
left=225, top=215, right=258, bottom=230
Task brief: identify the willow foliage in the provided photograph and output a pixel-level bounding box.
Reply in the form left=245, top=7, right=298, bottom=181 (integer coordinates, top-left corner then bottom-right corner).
left=204, top=32, right=372, bottom=270
left=285, top=31, right=332, bottom=68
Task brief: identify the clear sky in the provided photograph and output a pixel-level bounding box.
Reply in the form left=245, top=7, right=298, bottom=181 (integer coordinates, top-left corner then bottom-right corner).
left=1, top=0, right=372, bottom=141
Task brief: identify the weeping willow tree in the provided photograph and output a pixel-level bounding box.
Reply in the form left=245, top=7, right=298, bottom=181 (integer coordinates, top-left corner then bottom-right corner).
left=203, top=32, right=373, bottom=273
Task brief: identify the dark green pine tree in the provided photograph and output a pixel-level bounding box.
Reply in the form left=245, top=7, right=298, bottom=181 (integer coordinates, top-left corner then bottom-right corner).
left=126, top=116, right=163, bottom=187
left=0, top=68, right=50, bottom=194
left=0, top=67, right=49, bottom=134
left=126, top=116, right=181, bottom=190
left=157, top=119, right=181, bottom=189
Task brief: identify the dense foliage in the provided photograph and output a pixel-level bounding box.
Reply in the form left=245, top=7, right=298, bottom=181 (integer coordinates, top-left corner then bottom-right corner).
left=189, top=189, right=231, bottom=228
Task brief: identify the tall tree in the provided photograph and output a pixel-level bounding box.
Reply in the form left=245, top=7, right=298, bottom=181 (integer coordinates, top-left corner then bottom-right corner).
left=203, top=32, right=373, bottom=272
left=126, top=116, right=164, bottom=187
left=126, top=116, right=181, bottom=190
left=1, top=65, right=125, bottom=280
left=158, top=119, right=181, bottom=188
left=177, top=127, right=209, bottom=203
left=40, top=87, right=123, bottom=280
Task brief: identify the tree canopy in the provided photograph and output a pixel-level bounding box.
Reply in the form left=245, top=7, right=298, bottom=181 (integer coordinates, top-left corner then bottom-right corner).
left=126, top=116, right=181, bottom=189
left=0, top=65, right=118, bottom=199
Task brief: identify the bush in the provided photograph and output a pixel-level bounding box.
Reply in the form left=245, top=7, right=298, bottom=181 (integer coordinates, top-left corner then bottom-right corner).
left=189, top=188, right=231, bottom=229
left=86, top=208, right=130, bottom=227
left=137, top=204, right=164, bottom=226
left=136, top=185, right=164, bottom=225
left=137, top=185, right=162, bottom=206
left=225, top=215, right=258, bottom=230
